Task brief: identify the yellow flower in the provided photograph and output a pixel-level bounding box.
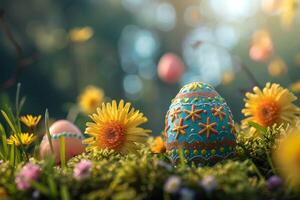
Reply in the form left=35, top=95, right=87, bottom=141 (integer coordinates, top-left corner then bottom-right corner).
left=280, top=0, right=297, bottom=28
left=274, top=127, right=300, bottom=187
left=69, top=26, right=94, bottom=43
left=7, top=133, right=36, bottom=146
left=78, top=86, right=105, bottom=114
left=151, top=136, right=166, bottom=153
left=20, top=115, right=41, bottom=129
left=84, top=100, right=151, bottom=153
left=242, top=83, right=299, bottom=132
left=290, top=80, right=300, bottom=93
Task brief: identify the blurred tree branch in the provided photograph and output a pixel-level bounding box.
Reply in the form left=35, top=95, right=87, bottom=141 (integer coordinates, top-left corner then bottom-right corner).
left=0, top=8, right=38, bottom=91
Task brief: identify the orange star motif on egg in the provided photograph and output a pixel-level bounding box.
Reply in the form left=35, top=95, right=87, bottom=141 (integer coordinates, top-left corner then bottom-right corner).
left=170, top=107, right=182, bottom=122
left=172, top=118, right=189, bottom=139
left=184, top=105, right=203, bottom=122
left=198, top=117, right=218, bottom=138
left=211, top=106, right=226, bottom=121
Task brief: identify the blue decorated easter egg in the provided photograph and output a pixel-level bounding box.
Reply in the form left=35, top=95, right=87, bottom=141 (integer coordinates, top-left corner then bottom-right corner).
left=164, top=82, right=236, bottom=165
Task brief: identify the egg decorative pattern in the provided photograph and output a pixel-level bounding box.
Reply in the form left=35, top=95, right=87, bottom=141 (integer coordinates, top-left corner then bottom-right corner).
left=40, top=120, right=85, bottom=164
left=164, top=82, right=236, bottom=165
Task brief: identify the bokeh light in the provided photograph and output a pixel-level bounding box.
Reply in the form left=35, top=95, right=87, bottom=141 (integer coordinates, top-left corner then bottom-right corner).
left=182, top=26, right=234, bottom=86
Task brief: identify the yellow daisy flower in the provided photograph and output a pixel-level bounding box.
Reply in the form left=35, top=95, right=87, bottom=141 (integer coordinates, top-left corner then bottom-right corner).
left=7, top=133, right=36, bottom=146
left=78, top=86, right=105, bottom=114
left=242, top=83, right=299, bottom=132
left=84, top=100, right=151, bottom=153
left=20, top=115, right=41, bottom=129
left=151, top=136, right=166, bottom=153
left=274, top=127, right=300, bottom=187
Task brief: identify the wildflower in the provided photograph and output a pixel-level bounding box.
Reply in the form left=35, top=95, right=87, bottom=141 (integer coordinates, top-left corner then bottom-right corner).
left=15, top=163, right=40, bottom=190
left=151, top=136, right=166, bottom=153
left=242, top=83, right=299, bottom=134
left=266, top=175, right=283, bottom=190
left=156, top=160, right=172, bottom=171
left=274, top=128, right=300, bottom=187
left=199, top=175, right=218, bottom=193
left=69, top=26, right=94, bottom=43
left=84, top=100, right=151, bottom=153
left=179, top=188, right=195, bottom=200
left=73, top=159, right=92, bottom=180
left=164, top=175, right=181, bottom=194
left=32, top=190, right=40, bottom=199
left=20, top=115, right=41, bottom=129
left=7, top=133, right=36, bottom=146
left=78, top=85, right=105, bottom=114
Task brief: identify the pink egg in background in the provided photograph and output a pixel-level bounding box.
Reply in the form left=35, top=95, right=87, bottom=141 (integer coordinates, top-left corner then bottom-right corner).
left=157, top=53, right=185, bottom=84
left=40, top=120, right=85, bottom=164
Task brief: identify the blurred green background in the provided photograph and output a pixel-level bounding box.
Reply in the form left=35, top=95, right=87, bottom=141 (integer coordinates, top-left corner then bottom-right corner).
left=1, top=0, right=300, bottom=134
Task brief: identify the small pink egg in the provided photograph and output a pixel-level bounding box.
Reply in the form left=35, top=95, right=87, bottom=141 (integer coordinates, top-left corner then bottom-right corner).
left=40, top=120, right=85, bottom=164
left=157, top=53, right=185, bottom=84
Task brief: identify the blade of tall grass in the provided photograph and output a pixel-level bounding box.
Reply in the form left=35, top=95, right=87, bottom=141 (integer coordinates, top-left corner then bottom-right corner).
left=59, top=136, right=66, bottom=168
left=1, top=110, right=17, bottom=133
left=9, top=145, right=15, bottom=166
left=31, top=180, right=50, bottom=196
left=45, top=109, right=54, bottom=153
left=61, top=185, right=70, bottom=200
left=0, top=123, right=8, bottom=158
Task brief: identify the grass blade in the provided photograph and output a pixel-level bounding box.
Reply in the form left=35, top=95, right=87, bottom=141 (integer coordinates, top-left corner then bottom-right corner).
left=9, top=145, right=15, bottom=166
left=1, top=110, right=17, bottom=133
left=59, top=136, right=66, bottom=168
left=31, top=180, right=50, bottom=195
left=45, top=109, right=54, bottom=153
left=61, top=185, right=70, bottom=200
left=248, top=121, right=267, bottom=134
left=47, top=177, right=58, bottom=197
left=0, top=123, right=8, bottom=158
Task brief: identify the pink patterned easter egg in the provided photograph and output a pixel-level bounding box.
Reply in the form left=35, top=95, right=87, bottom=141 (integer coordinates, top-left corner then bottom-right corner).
left=158, top=53, right=185, bottom=84
left=40, top=120, right=85, bottom=164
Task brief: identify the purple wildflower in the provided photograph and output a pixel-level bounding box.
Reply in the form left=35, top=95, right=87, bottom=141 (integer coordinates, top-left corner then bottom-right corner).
left=180, top=188, right=195, bottom=200
left=164, top=175, right=181, bottom=194
left=266, top=175, right=283, bottom=190
left=15, top=163, right=40, bottom=190
left=199, top=175, right=218, bottom=193
left=73, top=159, right=92, bottom=180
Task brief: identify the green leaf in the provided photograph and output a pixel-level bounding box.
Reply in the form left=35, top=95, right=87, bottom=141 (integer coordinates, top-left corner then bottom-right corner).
left=59, top=136, right=66, bottom=168
left=61, top=185, right=70, bottom=200
left=248, top=121, right=267, bottom=134
left=45, top=109, right=54, bottom=153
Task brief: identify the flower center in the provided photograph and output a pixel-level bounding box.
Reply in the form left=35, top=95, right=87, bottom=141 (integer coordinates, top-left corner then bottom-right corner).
left=255, top=99, right=280, bottom=126
left=99, top=121, right=126, bottom=150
